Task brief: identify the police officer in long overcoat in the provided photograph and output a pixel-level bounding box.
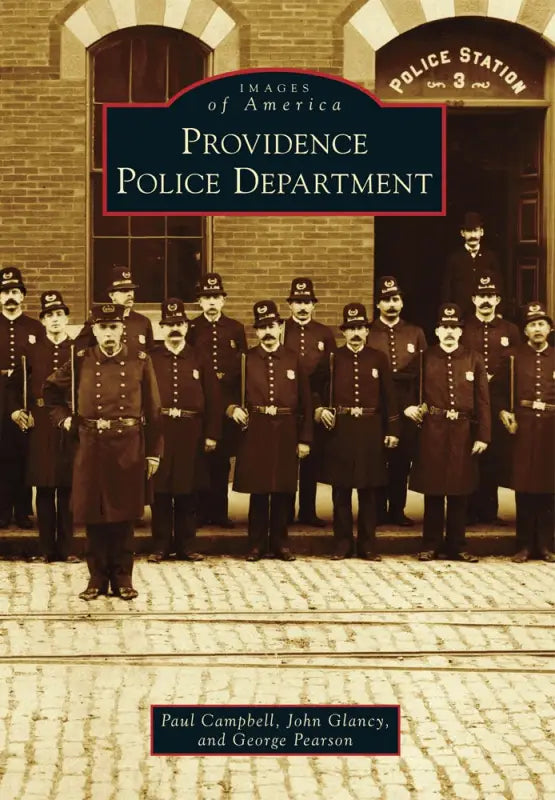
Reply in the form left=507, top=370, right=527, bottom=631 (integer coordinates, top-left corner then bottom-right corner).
left=230, top=300, right=313, bottom=561
left=494, top=302, right=555, bottom=562
left=0, top=266, right=44, bottom=529
left=10, top=291, right=78, bottom=562
left=368, top=276, right=427, bottom=526
left=283, top=277, right=336, bottom=527
left=406, top=303, right=490, bottom=562
left=317, top=303, right=399, bottom=560
left=148, top=298, right=222, bottom=562
left=461, top=271, right=520, bottom=524
left=187, top=272, right=246, bottom=527
left=44, top=303, right=162, bottom=600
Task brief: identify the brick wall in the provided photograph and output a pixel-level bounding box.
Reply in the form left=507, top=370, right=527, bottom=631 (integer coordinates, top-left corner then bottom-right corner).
left=0, top=0, right=374, bottom=330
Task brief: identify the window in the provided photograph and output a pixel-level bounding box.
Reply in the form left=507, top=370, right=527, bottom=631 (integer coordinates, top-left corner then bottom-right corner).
left=89, top=27, right=211, bottom=303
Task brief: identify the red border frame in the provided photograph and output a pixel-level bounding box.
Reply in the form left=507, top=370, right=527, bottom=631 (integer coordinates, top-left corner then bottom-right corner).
left=102, top=68, right=447, bottom=217
left=150, top=703, right=402, bottom=756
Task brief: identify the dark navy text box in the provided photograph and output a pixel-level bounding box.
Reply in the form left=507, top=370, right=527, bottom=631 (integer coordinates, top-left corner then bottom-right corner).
left=151, top=704, right=400, bottom=755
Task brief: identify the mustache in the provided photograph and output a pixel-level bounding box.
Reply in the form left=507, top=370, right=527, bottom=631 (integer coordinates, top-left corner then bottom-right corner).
left=263, top=334, right=276, bottom=341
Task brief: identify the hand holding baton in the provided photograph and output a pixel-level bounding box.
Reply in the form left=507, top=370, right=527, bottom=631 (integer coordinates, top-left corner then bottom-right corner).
left=239, top=351, right=248, bottom=430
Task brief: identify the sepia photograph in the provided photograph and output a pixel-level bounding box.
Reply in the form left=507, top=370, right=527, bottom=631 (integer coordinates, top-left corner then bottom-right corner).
left=0, top=0, right=554, bottom=798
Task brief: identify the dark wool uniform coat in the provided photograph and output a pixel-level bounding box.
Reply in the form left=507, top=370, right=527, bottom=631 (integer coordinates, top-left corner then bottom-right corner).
left=232, top=344, right=313, bottom=494
left=441, top=247, right=503, bottom=318
left=493, top=343, right=555, bottom=494
left=22, top=336, right=75, bottom=487
left=410, top=345, right=491, bottom=496
left=187, top=312, right=247, bottom=455
left=0, top=313, right=44, bottom=442
left=75, top=310, right=154, bottom=354
left=150, top=344, right=223, bottom=495
left=461, top=315, right=521, bottom=485
left=43, top=345, right=162, bottom=524
left=367, top=318, right=427, bottom=457
left=319, top=345, right=400, bottom=489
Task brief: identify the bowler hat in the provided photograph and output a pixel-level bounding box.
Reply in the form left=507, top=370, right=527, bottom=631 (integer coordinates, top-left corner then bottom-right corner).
left=461, top=211, right=483, bottom=230
left=377, top=276, right=402, bottom=299
left=340, top=303, right=370, bottom=330
left=287, top=277, right=318, bottom=303
left=0, top=266, right=26, bottom=294
left=253, top=300, right=282, bottom=328
left=522, top=301, right=553, bottom=328
left=39, top=290, right=69, bottom=318
left=107, top=266, right=138, bottom=292
left=473, top=271, right=500, bottom=296
left=197, top=273, right=227, bottom=297
left=437, top=303, right=464, bottom=327
left=160, top=298, right=188, bottom=325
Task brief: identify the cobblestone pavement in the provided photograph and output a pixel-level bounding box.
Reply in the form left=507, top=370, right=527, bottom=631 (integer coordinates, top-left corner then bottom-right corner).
left=0, top=557, right=553, bottom=800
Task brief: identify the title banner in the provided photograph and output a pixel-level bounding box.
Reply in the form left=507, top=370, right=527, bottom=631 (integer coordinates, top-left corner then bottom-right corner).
left=104, top=69, right=445, bottom=216
left=151, top=705, right=400, bottom=756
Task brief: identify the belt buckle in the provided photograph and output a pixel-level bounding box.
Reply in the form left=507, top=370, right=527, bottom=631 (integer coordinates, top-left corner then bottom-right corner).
left=532, top=400, right=546, bottom=411
left=265, top=405, right=277, bottom=416
left=168, top=407, right=180, bottom=418
left=446, top=409, right=459, bottom=420
left=351, top=407, right=363, bottom=417
left=96, top=418, right=110, bottom=430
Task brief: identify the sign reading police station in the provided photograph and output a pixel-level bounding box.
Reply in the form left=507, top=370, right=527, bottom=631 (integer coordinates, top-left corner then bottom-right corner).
left=103, top=69, right=445, bottom=215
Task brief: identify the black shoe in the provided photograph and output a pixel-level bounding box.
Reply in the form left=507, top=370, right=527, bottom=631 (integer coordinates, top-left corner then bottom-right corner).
left=65, top=555, right=82, bottom=564
left=452, top=551, right=479, bottom=563
left=492, top=517, right=508, bottom=527
left=147, top=552, right=164, bottom=563
left=389, top=513, right=414, bottom=527
left=15, top=516, right=33, bottom=530
left=330, top=543, right=353, bottom=560
left=512, top=548, right=530, bottom=563
left=28, top=554, right=50, bottom=563
left=118, top=587, right=139, bottom=601
left=246, top=548, right=262, bottom=562
left=212, top=517, right=235, bottom=529
left=178, top=552, right=205, bottom=562
left=358, top=551, right=382, bottom=561
left=297, top=515, right=326, bottom=528
left=418, top=550, right=437, bottom=561
left=0, top=517, right=11, bottom=529
left=275, top=549, right=296, bottom=562
left=79, top=585, right=107, bottom=601
left=540, top=549, right=555, bottom=563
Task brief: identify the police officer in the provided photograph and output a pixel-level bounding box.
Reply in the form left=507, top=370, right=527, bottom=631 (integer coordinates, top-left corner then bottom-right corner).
left=442, top=212, right=504, bottom=318
left=0, top=266, right=44, bottom=529
left=75, top=266, right=154, bottom=354
left=495, top=302, right=555, bottom=562
left=284, top=277, right=335, bottom=527
left=368, top=276, right=427, bottom=526
left=406, top=304, right=490, bottom=562
left=461, top=271, right=520, bottom=524
left=44, top=303, right=162, bottom=600
left=148, top=299, right=222, bottom=563
left=187, top=273, right=246, bottom=527
left=317, top=303, right=399, bottom=560
left=230, top=300, right=313, bottom=561
left=11, top=291, right=79, bottom=562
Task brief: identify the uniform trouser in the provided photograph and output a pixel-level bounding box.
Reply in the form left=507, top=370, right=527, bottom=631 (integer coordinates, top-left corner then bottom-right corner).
left=422, top=495, right=468, bottom=554
left=468, top=448, right=498, bottom=521
left=248, top=493, right=289, bottom=553
left=515, top=492, right=555, bottom=553
left=36, top=487, right=73, bottom=559
left=151, top=492, right=198, bottom=556
left=0, top=421, right=30, bottom=523
left=385, top=444, right=411, bottom=517
left=199, top=448, right=231, bottom=522
left=332, top=486, right=377, bottom=553
left=85, top=521, right=134, bottom=591
left=288, top=449, right=319, bottom=521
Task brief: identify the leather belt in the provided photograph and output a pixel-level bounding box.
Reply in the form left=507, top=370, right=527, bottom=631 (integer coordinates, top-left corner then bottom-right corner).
left=35, top=398, right=45, bottom=407
left=520, top=400, right=555, bottom=412
left=250, top=405, right=293, bottom=416
left=428, top=405, right=470, bottom=421
left=81, top=417, right=140, bottom=430
left=161, top=407, right=199, bottom=418
left=337, top=406, right=376, bottom=417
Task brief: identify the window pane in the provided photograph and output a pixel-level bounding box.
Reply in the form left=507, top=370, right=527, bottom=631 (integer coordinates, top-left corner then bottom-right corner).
left=167, top=216, right=202, bottom=236
left=93, top=238, right=129, bottom=301
left=92, top=173, right=128, bottom=236
left=131, top=36, right=167, bottom=102
left=168, top=39, right=206, bottom=97
left=130, top=214, right=165, bottom=236
left=131, top=239, right=165, bottom=302
left=167, top=239, right=202, bottom=302
left=94, top=38, right=131, bottom=102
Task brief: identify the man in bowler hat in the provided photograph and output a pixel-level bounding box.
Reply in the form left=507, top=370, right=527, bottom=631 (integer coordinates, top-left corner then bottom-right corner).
left=230, top=300, right=313, bottom=561
left=317, top=303, right=399, bottom=560
left=148, top=298, right=222, bottom=562
left=284, top=277, right=335, bottom=527
left=44, top=303, right=162, bottom=600
left=406, top=303, right=490, bottom=562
